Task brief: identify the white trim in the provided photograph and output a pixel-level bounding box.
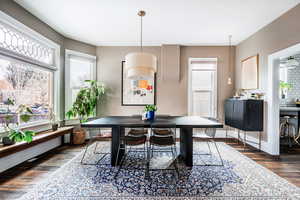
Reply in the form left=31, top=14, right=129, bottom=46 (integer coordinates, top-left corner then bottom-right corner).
left=0, top=11, right=59, bottom=50
left=65, top=49, right=96, bottom=60
left=188, top=57, right=218, bottom=118
left=65, top=49, right=97, bottom=118
left=267, top=42, right=300, bottom=155
left=0, top=11, right=61, bottom=131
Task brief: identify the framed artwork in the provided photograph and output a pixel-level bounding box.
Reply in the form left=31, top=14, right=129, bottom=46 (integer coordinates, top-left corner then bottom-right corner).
left=241, top=54, right=259, bottom=90
left=121, top=61, right=156, bottom=106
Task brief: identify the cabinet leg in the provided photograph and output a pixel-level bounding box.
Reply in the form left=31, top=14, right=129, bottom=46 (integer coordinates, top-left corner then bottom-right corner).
left=258, top=131, right=262, bottom=151
left=225, top=126, right=228, bottom=140
left=244, top=131, right=246, bottom=150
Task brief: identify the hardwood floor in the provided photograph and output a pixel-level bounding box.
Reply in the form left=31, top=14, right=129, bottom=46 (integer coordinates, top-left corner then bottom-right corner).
left=0, top=140, right=300, bottom=199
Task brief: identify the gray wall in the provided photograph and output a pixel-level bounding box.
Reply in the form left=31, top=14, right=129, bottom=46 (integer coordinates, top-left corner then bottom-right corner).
left=0, top=0, right=97, bottom=120
left=235, top=3, right=300, bottom=141
left=96, top=46, right=235, bottom=120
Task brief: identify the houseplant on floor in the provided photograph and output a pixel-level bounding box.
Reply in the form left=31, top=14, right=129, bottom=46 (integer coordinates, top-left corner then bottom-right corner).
left=0, top=98, right=35, bottom=145
left=66, top=80, right=106, bottom=144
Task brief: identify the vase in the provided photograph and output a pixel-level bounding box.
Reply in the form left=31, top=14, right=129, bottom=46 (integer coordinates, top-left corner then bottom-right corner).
left=2, top=136, right=15, bottom=146
left=52, top=123, right=58, bottom=131
left=147, top=111, right=155, bottom=121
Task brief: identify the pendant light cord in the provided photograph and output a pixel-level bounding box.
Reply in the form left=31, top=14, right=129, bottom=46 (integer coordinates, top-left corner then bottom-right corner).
left=229, top=35, right=232, bottom=75
left=140, top=14, right=143, bottom=52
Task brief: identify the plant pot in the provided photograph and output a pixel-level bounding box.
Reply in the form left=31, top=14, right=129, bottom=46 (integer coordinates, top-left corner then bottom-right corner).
left=2, top=136, right=15, bottom=146
left=73, top=127, right=86, bottom=145
left=52, top=123, right=58, bottom=131
left=147, top=111, right=155, bottom=121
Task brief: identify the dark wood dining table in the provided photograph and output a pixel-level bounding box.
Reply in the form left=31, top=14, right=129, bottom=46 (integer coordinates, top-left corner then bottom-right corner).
left=81, top=116, right=223, bottom=167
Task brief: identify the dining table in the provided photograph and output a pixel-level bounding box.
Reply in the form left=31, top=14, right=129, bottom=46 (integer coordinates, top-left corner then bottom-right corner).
left=81, top=115, right=223, bottom=167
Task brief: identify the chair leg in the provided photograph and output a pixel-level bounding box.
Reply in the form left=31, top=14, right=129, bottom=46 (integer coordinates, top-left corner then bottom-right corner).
left=93, top=141, right=99, bottom=154
left=207, top=141, right=212, bottom=155
left=114, top=145, right=127, bottom=179
left=81, top=139, right=93, bottom=165
left=213, top=140, right=224, bottom=166
left=172, top=145, right=180, bottom=177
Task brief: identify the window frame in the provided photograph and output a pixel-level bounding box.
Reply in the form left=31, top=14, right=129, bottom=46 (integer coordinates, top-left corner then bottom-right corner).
left=0, top=11, right=61, bottom=131
left=188, top=57, right=218, bottom=118
left=65, top=49, right=96, bottom=122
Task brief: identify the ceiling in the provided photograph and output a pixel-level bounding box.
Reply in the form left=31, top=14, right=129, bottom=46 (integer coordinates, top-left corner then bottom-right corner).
left=15, top=0, right=300, bottom=46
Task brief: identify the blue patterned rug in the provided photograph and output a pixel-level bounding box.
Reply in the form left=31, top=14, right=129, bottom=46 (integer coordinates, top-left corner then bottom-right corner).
left=93, top=151, right=242, bottom=197
left=18, top=142, right=300, bottom=200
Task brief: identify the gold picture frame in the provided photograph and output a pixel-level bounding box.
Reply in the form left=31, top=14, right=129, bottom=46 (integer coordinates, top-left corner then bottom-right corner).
left=241, top=54, right=259, bottom=90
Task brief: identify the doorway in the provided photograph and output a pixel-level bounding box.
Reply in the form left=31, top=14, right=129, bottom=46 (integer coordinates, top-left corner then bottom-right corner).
left=268, top=43, right=300, bottom=155
left=188, top=58, right=217, bottom=118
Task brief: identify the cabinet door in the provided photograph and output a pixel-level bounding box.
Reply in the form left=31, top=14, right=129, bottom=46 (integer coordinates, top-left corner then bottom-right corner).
left=232, top=100, right=245, bottom=130
left=224, top=100, right=234, bottom=126
left=245, top=100, right=263, bottom=131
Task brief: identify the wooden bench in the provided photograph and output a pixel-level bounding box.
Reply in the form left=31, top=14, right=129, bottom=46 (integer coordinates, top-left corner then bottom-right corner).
left=0, top=127, right=74, bottom=159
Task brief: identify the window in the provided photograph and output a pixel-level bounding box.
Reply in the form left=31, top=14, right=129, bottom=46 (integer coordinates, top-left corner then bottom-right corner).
left=65, top=50, right=96, bottom=115
left=188, top=58, right=217, bottom=117
left=0, top=11, right=59, bottom=128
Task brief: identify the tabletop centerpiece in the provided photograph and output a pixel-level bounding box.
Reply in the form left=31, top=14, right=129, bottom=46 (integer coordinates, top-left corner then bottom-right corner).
left=144, top=104, right=157, bottom=121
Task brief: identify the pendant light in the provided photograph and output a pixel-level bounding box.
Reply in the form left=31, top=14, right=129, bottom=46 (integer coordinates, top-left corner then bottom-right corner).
left=125, top=10, right=157, bottom=80
left=227, top=35, right=232, bottom=85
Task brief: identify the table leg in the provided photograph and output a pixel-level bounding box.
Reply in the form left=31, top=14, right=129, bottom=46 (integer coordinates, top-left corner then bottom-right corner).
left=111, top=126, right=125, bottom=166
left=180, top=127, right=193, bottom=167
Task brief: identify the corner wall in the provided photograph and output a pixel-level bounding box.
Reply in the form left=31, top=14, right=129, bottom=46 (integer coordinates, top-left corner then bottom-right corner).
left=235, top=3, right=300, bottom=142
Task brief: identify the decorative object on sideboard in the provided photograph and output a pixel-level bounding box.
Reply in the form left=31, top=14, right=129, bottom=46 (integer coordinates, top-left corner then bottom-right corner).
left=125, top=10, right=157, bottom=80
left=241, top=54, right=259, bottom=90
left=66, top=80, right=106, bottom=144
left=121, top=61, right=156, bottom=106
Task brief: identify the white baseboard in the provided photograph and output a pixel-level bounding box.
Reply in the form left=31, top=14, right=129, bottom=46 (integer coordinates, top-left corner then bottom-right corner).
left=226, top=129, right=274, bottom=155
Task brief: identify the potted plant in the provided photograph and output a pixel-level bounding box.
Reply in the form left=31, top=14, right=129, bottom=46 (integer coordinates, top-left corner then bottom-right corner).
left=49, top=107, right=58, bottom=131
left=279, top=81, right=292, bottom=99
left=1, top=98, right=35, bottom=145
left=66, top=80, right=105, bottom=144
left=144, top=104, right=157, bottom=121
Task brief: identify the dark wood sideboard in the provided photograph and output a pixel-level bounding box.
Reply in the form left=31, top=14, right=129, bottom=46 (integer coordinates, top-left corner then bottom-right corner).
left=224, top=98, right=264, bottom=150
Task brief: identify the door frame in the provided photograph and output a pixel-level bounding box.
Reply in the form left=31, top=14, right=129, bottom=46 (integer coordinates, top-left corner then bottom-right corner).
left=267, top=42, right=300, bottom=155
left=188, top=57, right=218, bottom=117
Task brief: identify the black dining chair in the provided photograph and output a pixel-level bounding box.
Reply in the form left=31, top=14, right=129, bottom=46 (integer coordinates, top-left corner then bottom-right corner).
left=128, top=115, right=149, bottom=136
left=81, top=128, right=112, bottom=165
left=114, top=127, right=148, bottom=179
left=148, top=123, right=179, bottom=177
left=193, top=117, right=223, bottom=166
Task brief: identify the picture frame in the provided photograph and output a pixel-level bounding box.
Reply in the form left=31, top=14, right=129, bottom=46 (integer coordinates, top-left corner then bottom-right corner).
left=241, top=54, right=259, bottom=90
left=121, top=61, right=156, bottom=106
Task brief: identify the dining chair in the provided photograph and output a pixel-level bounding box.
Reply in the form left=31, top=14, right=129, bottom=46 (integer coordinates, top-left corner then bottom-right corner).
left=148, top=123, right=179, bottom=178
left=128, top=115, right=148, bottom=136
left=114, top=127, right=148, bottom=179
left=193, top=117, right=223, bottom=166
left=81, top=128, right=111, bottom=165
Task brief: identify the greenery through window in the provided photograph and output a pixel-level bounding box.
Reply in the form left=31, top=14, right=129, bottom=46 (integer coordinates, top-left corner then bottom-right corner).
left=0, top=56, right=53, bottom=126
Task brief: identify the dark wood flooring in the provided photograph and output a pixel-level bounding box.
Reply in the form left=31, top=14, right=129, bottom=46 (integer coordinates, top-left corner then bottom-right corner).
left=0, top=139, right=300, bottom=200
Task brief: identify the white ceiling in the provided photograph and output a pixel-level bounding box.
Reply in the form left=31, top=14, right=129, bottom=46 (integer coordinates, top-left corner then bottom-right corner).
left=15, top=0, right=300, bottom=46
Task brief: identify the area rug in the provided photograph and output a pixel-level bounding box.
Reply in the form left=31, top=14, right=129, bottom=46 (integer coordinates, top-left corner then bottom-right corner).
left=18, top=142, right=300, bottom=200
